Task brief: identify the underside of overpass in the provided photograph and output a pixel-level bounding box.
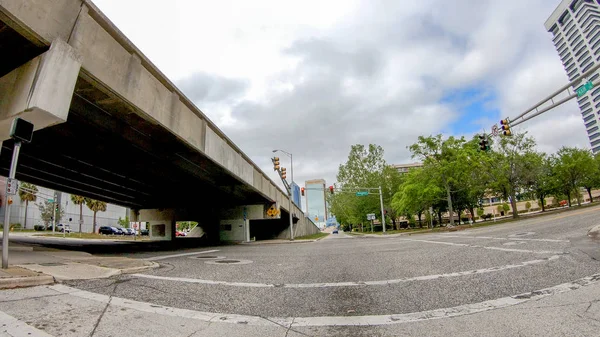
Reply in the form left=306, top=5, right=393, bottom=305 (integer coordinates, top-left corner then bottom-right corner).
left=0, top=16, right=269, bottom=211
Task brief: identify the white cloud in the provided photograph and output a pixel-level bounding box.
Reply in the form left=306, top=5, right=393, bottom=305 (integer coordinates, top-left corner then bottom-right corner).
left=93, top=0, right=593, bottom=188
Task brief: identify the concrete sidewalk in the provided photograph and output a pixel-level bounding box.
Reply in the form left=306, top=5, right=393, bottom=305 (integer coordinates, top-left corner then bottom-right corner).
left=0, top=243, right=158, bottom=289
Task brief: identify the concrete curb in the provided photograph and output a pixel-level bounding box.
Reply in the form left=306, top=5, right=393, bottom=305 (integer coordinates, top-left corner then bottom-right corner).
left=0, top=275, right=54, bottom=289
left=241, top=239, right=317, bottom=245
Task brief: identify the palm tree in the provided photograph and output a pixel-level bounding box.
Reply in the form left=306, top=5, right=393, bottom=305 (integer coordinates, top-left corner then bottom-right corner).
left=18, top=183, right=38, bottom=229
left=70, top=195, right=86, bottom=233
left=85, top=198, right=107, bottom=233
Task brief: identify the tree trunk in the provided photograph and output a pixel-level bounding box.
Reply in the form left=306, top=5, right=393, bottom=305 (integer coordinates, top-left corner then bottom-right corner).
left=445, top=180, right=455, bottom=226
left=469, top=207, right=475, bottom=224
left=437, top=212, right=442, bottom=227
left=417, top=211, right=422, bottom=228
left=392, top=218, right=397, bottom=230
left=510, top=191, right=518, bottom=219
left=540, top=195, right=545, bottom=212
left=79, top=203, right=83, bottom=233
left=576, top=188, right=582, bottom=206
left=587, top=187, right=593, bottom=203
left=567, top=190, right=572, bottom=207
left=93, top=211, right=97, bottom=233
left=24, top=200, right=29, bottom=229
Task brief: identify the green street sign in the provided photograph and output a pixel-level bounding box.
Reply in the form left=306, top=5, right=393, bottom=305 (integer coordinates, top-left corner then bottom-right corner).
left=356, top=191, right=369, bottom=197
left=576, top=81, right=594, bottom=97
left=47, top=199, right=54, bottom=203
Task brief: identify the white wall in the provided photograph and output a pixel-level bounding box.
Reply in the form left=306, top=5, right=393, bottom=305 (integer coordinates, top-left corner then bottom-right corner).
left=0, top=178, right=128, bottom=231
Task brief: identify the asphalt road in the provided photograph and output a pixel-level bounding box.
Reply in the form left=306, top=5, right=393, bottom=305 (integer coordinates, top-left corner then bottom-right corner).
left=2, top=205, right=600, bottom=336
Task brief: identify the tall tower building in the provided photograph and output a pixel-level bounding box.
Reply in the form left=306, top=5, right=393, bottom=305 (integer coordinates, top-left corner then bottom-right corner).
left=546, top=0, right=600, bottom=153
left=304, top=179, right=327, bottom=228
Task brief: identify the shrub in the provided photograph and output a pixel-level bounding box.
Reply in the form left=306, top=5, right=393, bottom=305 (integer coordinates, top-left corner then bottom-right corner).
left=34, top=225, right=45, bottom=231
left=525, top=201, right=532, bottom=211
left=502, top=203, right=511, bottom=212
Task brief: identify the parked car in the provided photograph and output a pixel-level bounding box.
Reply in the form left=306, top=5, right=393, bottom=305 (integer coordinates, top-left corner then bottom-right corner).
left=176, top=231, right=187, bottom=237
left=332, top=229, right=339, bottom=234
left=140, top=229, right=149, bottom=236
left=99, top=226, right=121, bottom=235
left=57, top=224, right=72, bottom=233
left=121, top=228, right=135, bottom=235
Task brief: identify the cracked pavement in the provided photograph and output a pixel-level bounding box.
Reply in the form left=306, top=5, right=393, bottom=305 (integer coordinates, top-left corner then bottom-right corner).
left=1, top=205, right=600, bottom=336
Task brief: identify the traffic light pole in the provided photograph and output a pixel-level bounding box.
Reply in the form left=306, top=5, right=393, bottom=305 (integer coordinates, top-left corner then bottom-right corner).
left=2, top=141, right=22, bottom=269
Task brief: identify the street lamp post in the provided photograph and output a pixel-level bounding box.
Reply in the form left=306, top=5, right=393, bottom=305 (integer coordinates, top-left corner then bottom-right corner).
left=273, top=149, right=294, bottom=240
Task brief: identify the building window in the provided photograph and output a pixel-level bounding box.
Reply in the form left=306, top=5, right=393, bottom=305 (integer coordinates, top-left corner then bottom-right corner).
left=589, top=125, right=599, bottom=133
left=595, top=101, right=600, bottom=108
left=591, top=138, right=600, bottom=146
left=591, top=73, right=600, bottom=82
left=585, top=113, right=595, bottom=122
left=586, top=119, right=597, bottom=128
left=592, top=145, right=600, bottom=153
left=583, top=107, right=593, bottom=116
left=591, top=87, right=600, bottom=96
left=569, top=69, right=580, bottom=80
left=578, top=51, right=590, bottom=63
left=581, top=102, right=592, bottom=110
left=579, top=95, right=590, bottom=104
left=582, top=61, right=594, bottom=73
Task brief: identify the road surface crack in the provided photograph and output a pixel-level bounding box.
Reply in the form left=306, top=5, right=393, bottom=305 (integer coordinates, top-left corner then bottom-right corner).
left=89, top=282, right=118, bottom=336
left=284, top=317, right=295, bottom=337
left=260, top=316, right=311, bottom=336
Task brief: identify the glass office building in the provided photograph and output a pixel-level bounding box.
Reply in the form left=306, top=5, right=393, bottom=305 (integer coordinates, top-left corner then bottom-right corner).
left=305, top=179, right=327, bottom=228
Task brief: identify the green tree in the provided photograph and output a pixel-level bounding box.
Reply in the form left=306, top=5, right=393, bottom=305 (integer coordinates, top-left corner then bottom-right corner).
left=551, top=147, right=594, bottom=207
left=392, top=166, right=443, bottom=228
left=525, top=201, right=531, bottom=212
left=489, top=132, right=538, bottom=218
left=528, top=152, right=555, bottom=212
left=37, top=199, right=64, bottom=227
left=581, top=153, right=600, bottom=203
left=118, top=216, right=130, bottom=228
left=409, top=135, right=477, bottom=226
left=18, top=183, right=38, bottom=229
left=70, top=195, right=86, bottom=233
left=85, top=198, right=107, bottom=233
left=331, top=144, right=399, bottom=231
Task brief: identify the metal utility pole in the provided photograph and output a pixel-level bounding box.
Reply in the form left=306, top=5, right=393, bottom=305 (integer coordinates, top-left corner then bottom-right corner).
left=2, top=117, right=34, bottom=269
left=2, top=142, right=21, bottom=269
left=379, top=186, right=386, bottom=233
left=273, top=149, right=294, bottom=240
left=52, top=192, right=57, bottom=234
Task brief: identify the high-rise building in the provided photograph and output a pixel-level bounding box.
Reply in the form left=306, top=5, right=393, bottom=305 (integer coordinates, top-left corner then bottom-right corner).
left=545, top=0, right=600, bottom=153
left=291, top=182, right=301, bottom=209
left=304, top=179, right=327, bottom=227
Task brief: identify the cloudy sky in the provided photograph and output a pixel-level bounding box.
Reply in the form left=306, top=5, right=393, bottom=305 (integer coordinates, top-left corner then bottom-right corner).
left=95, top=0, right=591, bottom=190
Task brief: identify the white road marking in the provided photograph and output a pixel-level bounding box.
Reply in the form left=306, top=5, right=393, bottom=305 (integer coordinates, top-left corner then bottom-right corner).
left=0, top=311, right=54, bottom=337
left=130, top=255, right=560, bottom=288
left=398, top=238, right=563, bottom=254
left=48, top=272, right=600, bottom=327
left=436, top=234, right=568, bottom=243
left=142, top=250, right=219, bottom=261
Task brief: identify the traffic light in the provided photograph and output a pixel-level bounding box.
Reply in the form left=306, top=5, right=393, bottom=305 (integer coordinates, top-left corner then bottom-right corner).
left=478, top=134, right=490, bottom=151
left=272, top=157, right=280, bottom=171
left=329, top=186, right=334, bottom=194
left=301, top=187, right=305, bottom=196
left=500, top=119, right=512, bottom=136
left=281, top=167, right=287, bottom=180
left=7, top=197, right=12, bottom=205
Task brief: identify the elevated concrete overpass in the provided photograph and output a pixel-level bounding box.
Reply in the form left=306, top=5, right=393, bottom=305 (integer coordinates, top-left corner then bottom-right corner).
left=0, top=0, right=319, bottom=242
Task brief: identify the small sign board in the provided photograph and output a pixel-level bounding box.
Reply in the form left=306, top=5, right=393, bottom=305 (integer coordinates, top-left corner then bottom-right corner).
left=491, top=124, right=499, bottom=137
left=367, top=213, right=376, bottom=220
left=6, top=178, right=18, bottom=195
left=356, top=191, right=369, bottom=197
left=577, top=81, right=594, bottom=97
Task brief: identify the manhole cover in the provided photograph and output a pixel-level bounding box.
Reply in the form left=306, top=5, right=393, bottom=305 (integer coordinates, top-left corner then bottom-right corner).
left=205, top=259, right=253, bottom=265
left=38, top=263, right=66, bottom=266
left=190, top=255, right=226, bottom=260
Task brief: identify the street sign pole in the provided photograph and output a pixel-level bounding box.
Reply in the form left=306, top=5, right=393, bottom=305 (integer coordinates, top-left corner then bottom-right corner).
left=52, top=192, right=57, bottom=234
left=2, top=141, right=22, bottom=269
left=379, top=186, right=386, bottom=234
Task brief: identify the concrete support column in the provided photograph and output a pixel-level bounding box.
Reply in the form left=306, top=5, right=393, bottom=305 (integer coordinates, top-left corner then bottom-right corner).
left=0, top=38, right=81, bottom=141
left=138, top=209, right=176, bottom=241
